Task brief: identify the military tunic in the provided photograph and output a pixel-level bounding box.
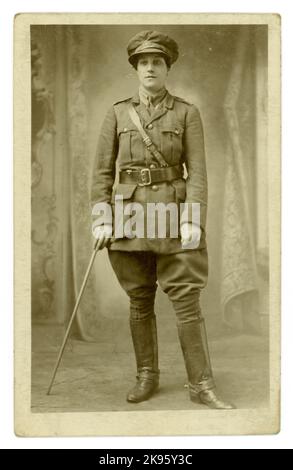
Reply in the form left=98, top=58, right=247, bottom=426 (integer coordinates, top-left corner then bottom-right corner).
left=91, top=89, right=208, bottom=254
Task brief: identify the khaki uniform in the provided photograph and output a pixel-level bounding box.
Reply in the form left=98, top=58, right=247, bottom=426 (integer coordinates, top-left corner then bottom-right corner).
left=91, top=90, right=208, bottom=254
left=91, top=89, right=215, bottom=399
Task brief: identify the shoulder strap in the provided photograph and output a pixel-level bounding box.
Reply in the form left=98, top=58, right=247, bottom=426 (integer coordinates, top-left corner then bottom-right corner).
left=113, top=97, right=132, bottom=105
left=128, top=104, right=168, bottom=168
left=173, top=95, right=192, bottom=106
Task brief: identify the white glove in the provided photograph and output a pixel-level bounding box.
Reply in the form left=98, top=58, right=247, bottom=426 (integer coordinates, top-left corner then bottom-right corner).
left=92, top=224, right=112, bottom=250
left=180, top=222, right=201, bottom=249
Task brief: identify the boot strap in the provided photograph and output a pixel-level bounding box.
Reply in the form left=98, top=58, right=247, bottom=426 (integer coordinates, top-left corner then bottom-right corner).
left=188, top=377, right=215, bottom=394
left=136, top=367, right=160, bottom=382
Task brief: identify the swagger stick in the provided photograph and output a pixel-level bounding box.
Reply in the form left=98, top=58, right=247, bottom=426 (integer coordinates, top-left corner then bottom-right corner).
left=47, top=239, right=100, bottom=395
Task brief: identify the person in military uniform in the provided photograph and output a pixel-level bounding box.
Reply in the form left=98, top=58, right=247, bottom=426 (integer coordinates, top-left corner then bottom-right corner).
left=91, top=30, right=235, bottom=409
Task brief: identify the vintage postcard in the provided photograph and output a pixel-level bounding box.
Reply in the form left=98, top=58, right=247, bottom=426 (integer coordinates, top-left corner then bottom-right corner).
left=14, top=13, right=280, bottom=436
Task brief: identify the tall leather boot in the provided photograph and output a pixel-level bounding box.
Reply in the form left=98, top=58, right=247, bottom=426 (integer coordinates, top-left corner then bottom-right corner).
left=177, top=318, right=235, bottom=409
left=127, top=316, right=160, bottom=403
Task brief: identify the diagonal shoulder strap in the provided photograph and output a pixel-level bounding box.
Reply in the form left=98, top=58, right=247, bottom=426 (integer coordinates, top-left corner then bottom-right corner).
left=128, top=104, right=168, bottom=168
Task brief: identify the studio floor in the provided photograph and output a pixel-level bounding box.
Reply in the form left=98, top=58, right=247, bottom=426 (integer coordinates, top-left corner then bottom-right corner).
left=31, top=322, right=270, bottom=413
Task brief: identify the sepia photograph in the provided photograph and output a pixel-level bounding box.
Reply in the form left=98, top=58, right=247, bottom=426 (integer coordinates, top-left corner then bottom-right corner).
left=14, top=13, right=280, bottom=436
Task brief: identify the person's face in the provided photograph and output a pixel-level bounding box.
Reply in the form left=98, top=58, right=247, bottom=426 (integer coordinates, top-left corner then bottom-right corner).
left=136, top=53, right=169, bottom=92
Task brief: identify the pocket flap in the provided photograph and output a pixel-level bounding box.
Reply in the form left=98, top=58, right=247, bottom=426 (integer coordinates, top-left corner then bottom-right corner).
left=118, top=126, right=138, bottom=135
left=161, top=126, right=183, bottom=135
left=171, top=178, right=186, bottom=201
left=112, top=183, right=137, bottom=201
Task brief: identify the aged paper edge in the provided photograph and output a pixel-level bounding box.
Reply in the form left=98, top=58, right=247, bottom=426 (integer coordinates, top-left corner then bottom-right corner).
left=14, top=12, right=281, bottom=437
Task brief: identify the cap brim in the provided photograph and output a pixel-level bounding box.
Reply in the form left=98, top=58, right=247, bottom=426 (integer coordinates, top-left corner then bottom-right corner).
left=128, top=48, right=170, bottom=64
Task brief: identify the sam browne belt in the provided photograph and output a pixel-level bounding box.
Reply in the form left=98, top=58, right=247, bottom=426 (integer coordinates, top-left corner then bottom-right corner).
left=119, top=165, right=183, bottom=187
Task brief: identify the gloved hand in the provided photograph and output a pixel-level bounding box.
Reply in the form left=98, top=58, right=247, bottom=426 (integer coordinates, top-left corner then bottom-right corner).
left=92, top=224, right=112, bottom=250
left=180, top=222, right=201, bottom=249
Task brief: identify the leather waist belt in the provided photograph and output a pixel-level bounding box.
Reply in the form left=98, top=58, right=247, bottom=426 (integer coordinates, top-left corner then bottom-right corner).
left=119, top=165, right=183, bottom=187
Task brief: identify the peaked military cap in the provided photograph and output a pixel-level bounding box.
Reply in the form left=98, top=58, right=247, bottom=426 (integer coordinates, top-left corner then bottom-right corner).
left=127, top=30, right=179, bottom=66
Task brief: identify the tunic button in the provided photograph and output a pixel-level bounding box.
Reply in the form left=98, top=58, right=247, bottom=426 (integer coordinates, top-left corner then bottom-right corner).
left=149, top=164, right=156, bottom=169
left=147, top=124, right=153, bottom=129
left=152, top=185, right=158, bottom=191
left=175, top=129, right=179, bottom=135
left=123, top=127, right=128, bottom=132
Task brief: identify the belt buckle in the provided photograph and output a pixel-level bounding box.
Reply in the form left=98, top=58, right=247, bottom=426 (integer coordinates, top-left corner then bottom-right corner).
left=138, top=168, right=152, bottom=186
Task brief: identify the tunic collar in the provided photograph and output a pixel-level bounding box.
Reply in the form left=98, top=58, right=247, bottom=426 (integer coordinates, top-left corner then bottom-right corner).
left=131, top=89, right=174, bottom=109
left=138, top=86, right=167, bottom=108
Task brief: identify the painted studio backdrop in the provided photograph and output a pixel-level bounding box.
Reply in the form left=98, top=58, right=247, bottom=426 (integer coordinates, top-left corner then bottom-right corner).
left=31, top=25, right=268, bottom=342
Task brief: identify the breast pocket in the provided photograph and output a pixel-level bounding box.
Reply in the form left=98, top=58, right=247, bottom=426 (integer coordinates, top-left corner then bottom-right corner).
left=160, top=126, right=184, bottom=165
left=118, top=126, right=145, bottom=163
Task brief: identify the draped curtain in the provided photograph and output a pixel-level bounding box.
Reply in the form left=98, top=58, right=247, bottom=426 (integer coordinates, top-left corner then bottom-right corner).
left=220, top=28, right=263, bottom=331
left=31, top=25, right=268, bottom=339
left=31, top=26, right=100, bottom=340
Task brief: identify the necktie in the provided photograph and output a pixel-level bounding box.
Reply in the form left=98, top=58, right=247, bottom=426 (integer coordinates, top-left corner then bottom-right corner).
left=146, top=95, right=155, bottom=115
